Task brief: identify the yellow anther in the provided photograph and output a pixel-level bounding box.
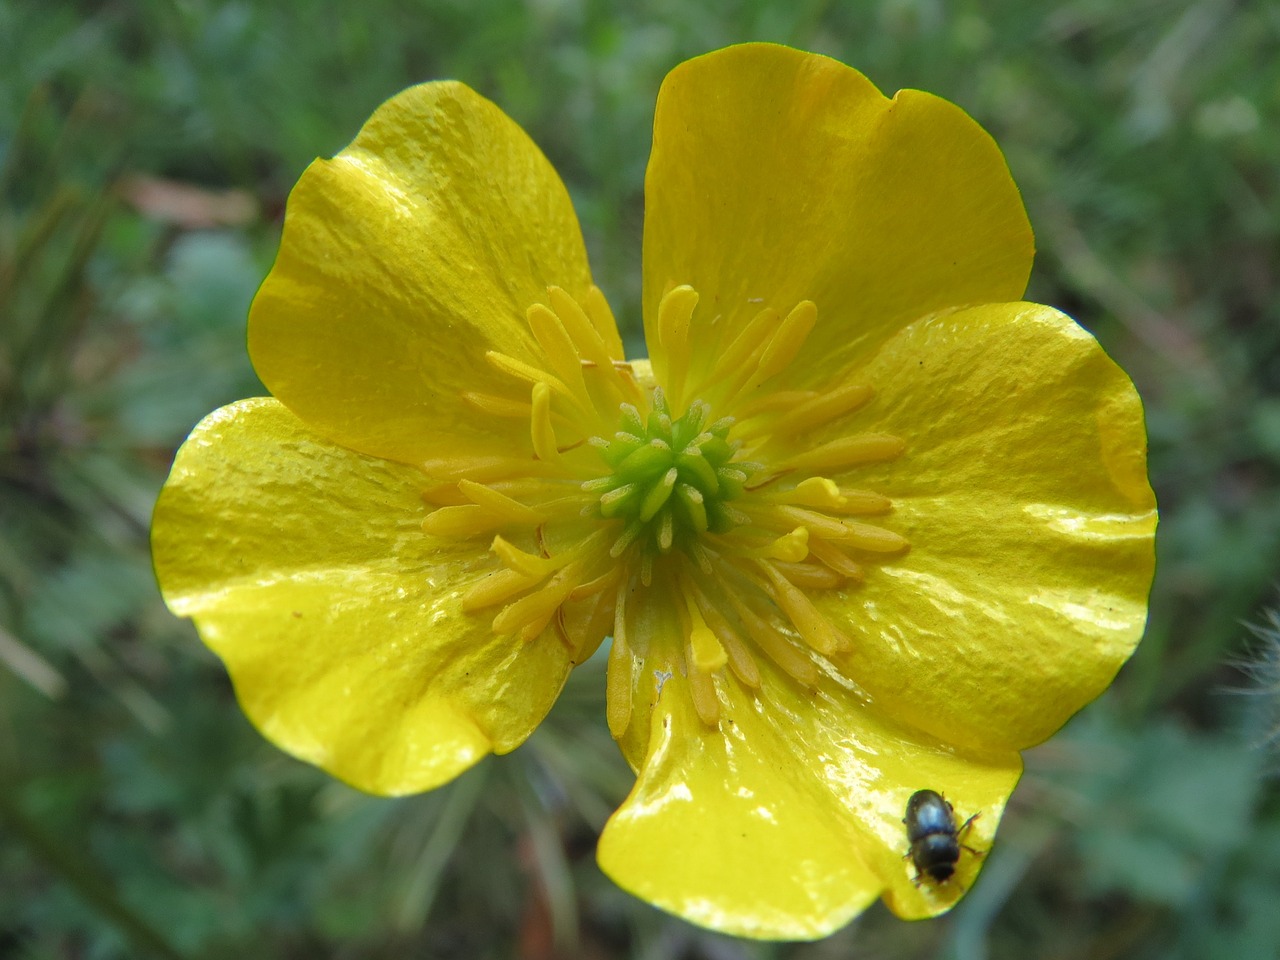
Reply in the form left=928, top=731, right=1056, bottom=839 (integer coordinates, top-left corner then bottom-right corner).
left=759, top=560, right=845, bottom=656
left=530, top=381, right=559, bottom=461
left=769, top=560, right=842, bottom=590
left=655, top=285, right=699, bottom=410
left=764, top=526, right=810, bottom=562
left=527, top=303, right=590, bottom=402
left=710, top=305, right=779, bottom=389
left=807, top=537, right=866, bottom=580
left=687, top=668, right=721, bottom=727
left=461, top=567, right=541, bottom=612
left=606, top=581, right=634, bottom=739
left=763, top=382, right=875, bottom=437
left=830, top=488, right=893, bottom=515
left=484, top=351, right=573, bottom=400
left=726, top=591, right=819, bottom=689
left=831, top=520, right=910, bottom=554
left=752, top=300, right=817, bottom=384
left=419, top=454, right=560, bottom=483
left=568, top=566, right=621, bottom=602
left=784, top=477, right=846, bottom=510
left=421, top=504, right=501, bottom=538
left=491, top=569, right=576, bottom=638
left=458, top=479, right=544, bottom=525
left=490, top=535, right=556, bottom=578
left=684, top=588, right=727, bottom=673
left=461, top=391, right=532, bottom=418
left=779, top=433, right=905, bottom=473
left=693, top=590, right=761, bottom=688
left=547, top=286, right=615, bottom=374
left=584, top=284, right=626, bottom=361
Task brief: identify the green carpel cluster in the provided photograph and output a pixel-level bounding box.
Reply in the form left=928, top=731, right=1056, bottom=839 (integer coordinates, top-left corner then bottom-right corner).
left=586, top=392, right=750, bottom=556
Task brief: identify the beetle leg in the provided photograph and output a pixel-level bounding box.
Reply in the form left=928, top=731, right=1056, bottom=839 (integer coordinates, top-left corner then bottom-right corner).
left=957, top=812, right=983, bottom=856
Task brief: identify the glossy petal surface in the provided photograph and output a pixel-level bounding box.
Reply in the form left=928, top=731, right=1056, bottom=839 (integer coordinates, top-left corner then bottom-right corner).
left=249, top=81, right=595, bottom=466
left=151, top=399, right=574, bottom=794
left=599, top=658, right=1021, bottom=937
left=643, top=43, right=1033, bottom=393
left=803, top=302, right=1156, bottom=752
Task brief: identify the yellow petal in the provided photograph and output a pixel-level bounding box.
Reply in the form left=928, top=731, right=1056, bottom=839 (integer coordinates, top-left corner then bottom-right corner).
left=598, top=656, right=1021, bottom=937
left=249, top=81, right=598, bottom=466
left=151, top=398, right=573, bottom=795
left=810, top=302, right=1156, bottom=752
left=643, top=43, right=1032, bottom=393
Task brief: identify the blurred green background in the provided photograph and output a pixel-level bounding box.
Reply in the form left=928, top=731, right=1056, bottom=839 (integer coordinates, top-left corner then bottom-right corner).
left=2, top=0, right=1278, bottom=957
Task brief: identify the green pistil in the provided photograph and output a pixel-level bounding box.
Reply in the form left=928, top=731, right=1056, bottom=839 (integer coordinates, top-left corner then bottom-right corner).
left=588, top=391, right=747, bottom=554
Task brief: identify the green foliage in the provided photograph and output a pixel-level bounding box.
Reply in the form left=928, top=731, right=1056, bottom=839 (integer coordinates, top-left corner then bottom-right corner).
left=1, top=0, right=1278, bottom=956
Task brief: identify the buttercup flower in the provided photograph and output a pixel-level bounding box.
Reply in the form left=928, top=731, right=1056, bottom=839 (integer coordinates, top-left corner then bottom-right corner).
left=152, top=44, right=1156, bottom=939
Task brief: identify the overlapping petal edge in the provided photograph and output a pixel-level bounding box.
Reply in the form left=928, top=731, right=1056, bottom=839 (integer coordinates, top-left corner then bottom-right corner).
left=151, top=42, right=1157, bottom=941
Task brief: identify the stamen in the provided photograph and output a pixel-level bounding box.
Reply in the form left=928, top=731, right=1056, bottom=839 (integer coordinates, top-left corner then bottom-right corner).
left=527, top=303, right=592, bottom=409
left=484, top=350, right=574, bottom=401
left=606, top=579, right=634, bottom=739
left=777, top=433, right=905, bottom=473
left=491, top=567, right=579, bottom=639
left=462, top=391, right=532, bottom=418
left=461, top=567, right=542, bottom=612
left=739, top=382, right=875, bottom=440
left=568, top=566, right=621, bottom=601
left=687, top=667, right=721, bottom=727
left=458, top=479, right=544, bottom=525
left=769, top=560, right=843, bottom=590
left=826, top=521, right=909, bottom=554
left=569, top=590, right=613, bottom=661
left=807, top=536, right=866, bottom=580
left=655, top=285, right=699, bottom=411
left=828, top=488, right=893, bottom=515
left=420, top=483, right=469, bottom=506
left=545, top=287, right=626, bottom=408
left=419, top=454, right=565, bottom=483
left=726, top=590, right=819, bottom=688
left=421, top=504, right=504, bottom=538
left=692, top=588, right=761, bottom=688
left=735, top=389, right=815, bottom=420
left=757, top=559, right=850, bottom=656
left=530, top=382, right=560, bottom=462
left=436, top=282, right=915, bottom=737
left=774, top=477, right=845, bottom=510
left=762, top=526, right=809, bottom=562
left=763, top=505, right=908, bottom=553
left=701, top=305, right=779, bottom=397
left=683, top=585, right=728, bottom=673
left=584, top=284, right=626, bottom=361
left=744, top=300, right=818, bottom=391
left=490, top=535, right=556, bottom=578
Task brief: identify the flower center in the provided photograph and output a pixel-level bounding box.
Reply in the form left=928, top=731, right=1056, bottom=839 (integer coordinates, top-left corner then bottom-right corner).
left=584, top=391, right=749, bottom=564
left=420, top=283, right=911, bottom=733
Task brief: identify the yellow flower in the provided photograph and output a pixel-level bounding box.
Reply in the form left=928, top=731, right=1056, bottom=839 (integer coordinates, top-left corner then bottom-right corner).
left=152, top=44, right=1156, bottom=939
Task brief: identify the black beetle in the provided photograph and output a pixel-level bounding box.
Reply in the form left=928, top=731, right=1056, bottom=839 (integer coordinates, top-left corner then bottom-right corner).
left=903, top=789, right=981, bottom=885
